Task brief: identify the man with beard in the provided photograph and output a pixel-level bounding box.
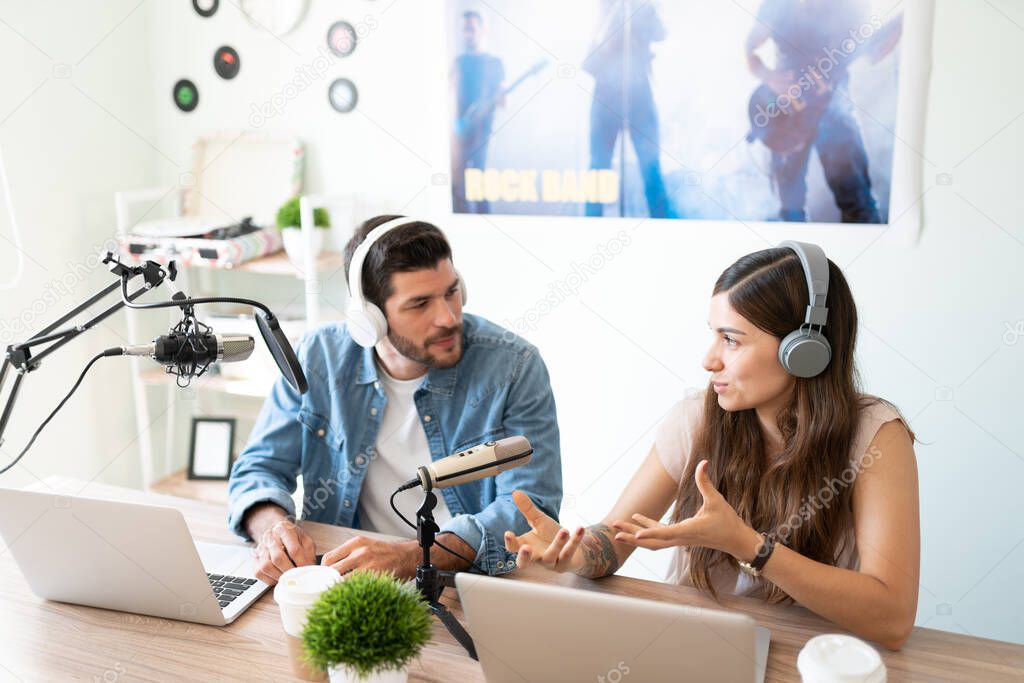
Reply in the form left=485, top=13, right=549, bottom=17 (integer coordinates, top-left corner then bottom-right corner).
left=228, top=215, right=562, bottom=584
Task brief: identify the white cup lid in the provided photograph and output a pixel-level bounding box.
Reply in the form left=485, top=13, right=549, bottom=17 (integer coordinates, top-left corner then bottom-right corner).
left=797, top=634, right=886, bottom=683
left=274, top=566, right=342, bottom=637
left=274, top=565, right=342, bottom=606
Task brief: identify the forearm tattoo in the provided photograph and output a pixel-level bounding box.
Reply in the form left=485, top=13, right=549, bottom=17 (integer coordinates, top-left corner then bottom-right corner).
left=580, top=524, right=621, bottom=578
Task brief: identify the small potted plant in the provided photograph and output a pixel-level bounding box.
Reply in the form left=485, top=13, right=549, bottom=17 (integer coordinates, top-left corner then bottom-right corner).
left=276, top=196, right=330, bottom=267
left=302, top=570, right=433, bottom=683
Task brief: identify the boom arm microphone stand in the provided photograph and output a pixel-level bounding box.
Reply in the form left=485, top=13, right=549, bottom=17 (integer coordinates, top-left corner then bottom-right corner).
left=0, top=251, right=309, bottom=476
left=415, top=489, right=478, bottom=660
left=0, top=255, right=170, bottom=456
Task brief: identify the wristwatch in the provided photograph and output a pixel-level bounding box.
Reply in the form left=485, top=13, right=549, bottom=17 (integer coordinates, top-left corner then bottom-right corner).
left=738, top=534, right=776, bottom=578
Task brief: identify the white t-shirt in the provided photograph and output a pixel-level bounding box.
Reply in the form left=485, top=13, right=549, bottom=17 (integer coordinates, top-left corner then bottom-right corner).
left=356, top=364, right=453, bottom=537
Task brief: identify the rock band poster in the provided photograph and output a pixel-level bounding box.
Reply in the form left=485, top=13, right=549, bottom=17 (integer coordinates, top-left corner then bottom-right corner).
left=446, top=0, right=933, bottom=232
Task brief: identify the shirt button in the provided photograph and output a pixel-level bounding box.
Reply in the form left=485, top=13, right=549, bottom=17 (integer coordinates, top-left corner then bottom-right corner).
left=370, top=407, right=378, bottom=416
left=343, top=499, right=352, bottom=508
left=496, top=561, right=505, bottom=569
left=355, top=455, right=366, bottom=466
left=316, top=428, right=326, bottom=438
left=507, top=559, right=516, bottom=569
left=423, top=415, right=432, bottom=423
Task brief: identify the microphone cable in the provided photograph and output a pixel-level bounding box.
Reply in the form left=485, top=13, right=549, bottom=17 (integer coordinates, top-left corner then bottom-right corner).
left=389, top=487, right=490, bottom=575
left=0, top=348, right=118, bottom=475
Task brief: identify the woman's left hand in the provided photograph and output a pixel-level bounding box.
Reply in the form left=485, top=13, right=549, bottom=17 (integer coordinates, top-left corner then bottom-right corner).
left=612, top=459, right=760, bottom=560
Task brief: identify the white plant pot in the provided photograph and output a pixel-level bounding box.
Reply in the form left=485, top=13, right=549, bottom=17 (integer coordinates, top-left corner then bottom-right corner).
left=281, top=226, right=324, bottom=269
left=328, top=665, right=408, bottom=683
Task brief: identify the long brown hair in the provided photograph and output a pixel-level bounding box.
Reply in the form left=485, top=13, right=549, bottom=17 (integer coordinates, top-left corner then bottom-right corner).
left=673, top=247, right=897, bottom=603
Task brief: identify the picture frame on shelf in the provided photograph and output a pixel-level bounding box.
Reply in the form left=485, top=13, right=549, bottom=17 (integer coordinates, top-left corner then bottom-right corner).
left=187, top=417, right=237, bottom=481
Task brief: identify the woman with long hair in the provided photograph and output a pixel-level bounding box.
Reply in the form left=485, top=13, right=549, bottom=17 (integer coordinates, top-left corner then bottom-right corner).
left=505, top=243, right=920, bottom=650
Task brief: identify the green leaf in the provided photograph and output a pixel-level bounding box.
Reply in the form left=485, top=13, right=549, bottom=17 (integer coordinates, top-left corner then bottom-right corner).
left=275, top=196, right=331, bottom=229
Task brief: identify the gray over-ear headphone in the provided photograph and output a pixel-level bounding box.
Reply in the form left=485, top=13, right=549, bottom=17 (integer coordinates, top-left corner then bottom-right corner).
left=777, top=241, right=832, bottom=378
left=346, top=216, right=467, bottom=348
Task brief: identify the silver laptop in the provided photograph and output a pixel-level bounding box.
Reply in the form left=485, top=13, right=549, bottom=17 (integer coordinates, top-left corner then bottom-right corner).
left=0, top=488, right=270, bottom=626
left=457, top=573, right=770, bottom=683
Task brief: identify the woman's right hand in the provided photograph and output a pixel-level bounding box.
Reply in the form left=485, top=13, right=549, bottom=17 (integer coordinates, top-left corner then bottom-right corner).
left=504, top=490, right=586, bottom=573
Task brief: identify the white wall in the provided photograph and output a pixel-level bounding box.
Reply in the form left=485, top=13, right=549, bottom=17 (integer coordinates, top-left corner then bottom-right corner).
left=0, top=1, right=160, bottom=491
left=1, top=0, right=1019, bottom=647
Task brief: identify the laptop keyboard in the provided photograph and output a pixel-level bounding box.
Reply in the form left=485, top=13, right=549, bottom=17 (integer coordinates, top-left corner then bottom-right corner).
left=207, top=573, right=258, bottom=609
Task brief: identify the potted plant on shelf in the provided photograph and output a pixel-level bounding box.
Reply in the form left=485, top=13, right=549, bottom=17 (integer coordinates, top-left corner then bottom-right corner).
left=276, top=196, right=330, bottom=267
left=302, top=570, right=433, bottom=683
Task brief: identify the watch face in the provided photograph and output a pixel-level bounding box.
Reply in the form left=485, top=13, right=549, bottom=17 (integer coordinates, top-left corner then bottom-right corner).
left=214, top=46, right=240, bottom=79
left=328, top=78, right=358, bottom=113
left=327, top=20, right=357, bottom=57
left=173, top=79, right=199, bottom=112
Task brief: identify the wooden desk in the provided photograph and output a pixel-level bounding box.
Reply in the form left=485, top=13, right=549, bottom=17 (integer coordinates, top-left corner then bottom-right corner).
left=150, top=469, right=229, bottom=506
left=1, top=478, right=1022, bottom=682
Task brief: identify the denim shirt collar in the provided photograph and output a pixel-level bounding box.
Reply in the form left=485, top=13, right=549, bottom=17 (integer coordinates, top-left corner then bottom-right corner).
left=354, top=346, right=378, bottom=386
left=352, top=333, right=464, bottom=397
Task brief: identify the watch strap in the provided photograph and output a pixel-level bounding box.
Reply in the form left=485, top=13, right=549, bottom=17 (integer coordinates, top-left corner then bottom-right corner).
left=749, top=534, right=776, bottom=572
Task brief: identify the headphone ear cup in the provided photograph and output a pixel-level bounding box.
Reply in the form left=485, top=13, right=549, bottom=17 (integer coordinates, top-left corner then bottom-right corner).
left=456, top=270, right=468, bottom=306
left=778, top=329, right=832, bottom=378
left=347, top=302, right=388, bottom=348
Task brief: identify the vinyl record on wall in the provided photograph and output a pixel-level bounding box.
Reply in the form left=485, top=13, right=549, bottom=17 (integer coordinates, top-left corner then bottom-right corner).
left=327, top=20, right=357, bottom=58
left=240, top=0, right=307, bottom=36
left=192, top=0, right=218, bottom=18
left=214, top=46, right=240, bottom=79
left=328, top=78, right=358, bottom=113
left=173, top=79, right=199, bottom=112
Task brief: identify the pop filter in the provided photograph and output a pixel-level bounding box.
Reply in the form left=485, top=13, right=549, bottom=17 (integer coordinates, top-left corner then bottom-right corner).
left=255, top=311, right=308, bottom=394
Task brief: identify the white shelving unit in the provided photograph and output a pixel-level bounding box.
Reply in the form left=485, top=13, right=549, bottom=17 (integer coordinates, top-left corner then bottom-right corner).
left=113, top=189, right=360, bottom=489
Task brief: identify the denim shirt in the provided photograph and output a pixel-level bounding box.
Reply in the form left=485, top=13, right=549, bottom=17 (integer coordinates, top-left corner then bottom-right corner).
left=227, top=313, right=562, bottom=575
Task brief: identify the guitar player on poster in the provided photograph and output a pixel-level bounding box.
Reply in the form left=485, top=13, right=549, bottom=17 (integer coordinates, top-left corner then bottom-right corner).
left=584, top=0, right=671, bottom=219
left=451, top=10, right=505, bottom=214
left=745, top=0, right=902, bottom=223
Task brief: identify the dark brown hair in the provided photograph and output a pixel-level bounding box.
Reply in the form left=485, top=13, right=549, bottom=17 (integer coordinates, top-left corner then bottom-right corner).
left=343, top=215, right=453, bottom=310
left=673, top=247, right=909, bottom=603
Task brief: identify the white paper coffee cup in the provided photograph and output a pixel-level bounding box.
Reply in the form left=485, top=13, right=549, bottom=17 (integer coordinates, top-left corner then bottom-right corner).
left=275, top=566, right=343, bottom=681
left=797, top=634, right=887, bottom=683
left=274, top=565, right=343, bottom=637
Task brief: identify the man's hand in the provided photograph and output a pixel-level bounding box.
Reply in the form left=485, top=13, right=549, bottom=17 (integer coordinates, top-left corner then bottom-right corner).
left=245, top=503, right=317, bottom=585
left=321, top=536, right=420, bottom=579
left=320, top=533, right=476, bottom=579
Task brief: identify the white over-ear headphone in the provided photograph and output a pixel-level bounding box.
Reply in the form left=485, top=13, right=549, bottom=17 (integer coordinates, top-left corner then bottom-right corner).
left=345, top=216, right=468, bottom=348
left=777, top=241, right=832, bottom=378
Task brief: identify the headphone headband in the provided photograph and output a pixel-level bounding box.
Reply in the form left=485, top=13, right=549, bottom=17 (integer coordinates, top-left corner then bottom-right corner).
left=345, top=216, right=465, bottom=348
left=778, top=240, right=829, bottom=328
left=347, top=216, right=428, bottom=306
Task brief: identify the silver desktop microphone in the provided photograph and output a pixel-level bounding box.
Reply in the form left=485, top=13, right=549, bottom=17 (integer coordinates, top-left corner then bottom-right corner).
left=398, top=436, right=534, bottom=492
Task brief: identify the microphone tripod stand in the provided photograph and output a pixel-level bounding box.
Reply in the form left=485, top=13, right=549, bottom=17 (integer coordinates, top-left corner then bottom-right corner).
left=414, top=490, right=478, bottom=660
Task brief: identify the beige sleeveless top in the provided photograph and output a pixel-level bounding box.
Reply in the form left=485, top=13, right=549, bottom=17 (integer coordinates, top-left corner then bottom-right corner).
left=654, top=394, right=905, bottom=597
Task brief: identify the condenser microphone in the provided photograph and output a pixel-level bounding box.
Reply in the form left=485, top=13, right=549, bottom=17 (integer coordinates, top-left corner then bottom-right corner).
left=120, top=332, right=255, bottom=369
left=398, top=436, right=534, bottom=492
